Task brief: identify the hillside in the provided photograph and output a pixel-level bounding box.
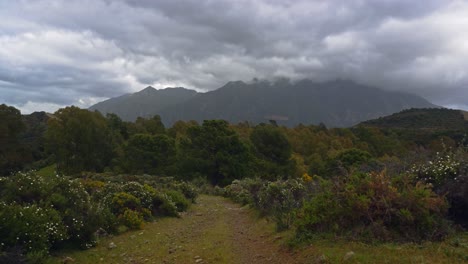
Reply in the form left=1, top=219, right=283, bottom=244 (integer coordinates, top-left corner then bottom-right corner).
left=89, top=79, right=438, bottom=127
left=89, top=86, right=198, bottom=121
left=358, top=108, right=468, bottom=130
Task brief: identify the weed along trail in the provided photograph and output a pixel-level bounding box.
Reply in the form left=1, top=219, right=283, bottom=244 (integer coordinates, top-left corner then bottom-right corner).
left=58, top=195, right=298, bottom=264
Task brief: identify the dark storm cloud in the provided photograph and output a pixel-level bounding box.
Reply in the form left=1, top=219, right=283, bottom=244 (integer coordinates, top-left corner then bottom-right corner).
left=0, top=0, right=467, bottom=113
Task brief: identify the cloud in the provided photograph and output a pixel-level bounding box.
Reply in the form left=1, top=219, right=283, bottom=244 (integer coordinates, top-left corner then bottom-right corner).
left=1, top=0, right=467, bottom=113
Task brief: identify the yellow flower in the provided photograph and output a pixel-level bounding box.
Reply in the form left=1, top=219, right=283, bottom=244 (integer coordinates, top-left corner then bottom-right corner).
left=302, top=173, right=312, bottom=182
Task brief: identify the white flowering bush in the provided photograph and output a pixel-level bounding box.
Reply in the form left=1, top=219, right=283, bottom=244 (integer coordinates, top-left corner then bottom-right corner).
left=0, top=202, right=67, bottom=261
left=0, top=172, right=106, bottom=257
left=411, top=150, right=462, bottom=186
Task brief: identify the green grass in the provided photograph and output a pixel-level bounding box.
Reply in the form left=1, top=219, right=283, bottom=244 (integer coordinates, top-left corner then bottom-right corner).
left=291, top=234, right=468, bottom=263
left=36, top=164, right=56, bottom=177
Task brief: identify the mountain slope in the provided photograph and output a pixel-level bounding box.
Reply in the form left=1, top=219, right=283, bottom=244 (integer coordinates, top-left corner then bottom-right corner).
left=357, top=108, right=468, bottom=130
left=89, top=86, right=198, bottom=121
left=158, top=79, right=438, bottom=127
left=90, top=80, right=438, bottom=127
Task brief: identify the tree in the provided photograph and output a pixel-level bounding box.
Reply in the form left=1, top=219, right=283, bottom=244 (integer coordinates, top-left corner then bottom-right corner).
left=46, top=107, right=113, bottom=174
left=123, top=134, right=176, bottom=175
left=179, top=120, right=252, bottom=186
left=133, top=115, right=165, bottom=135
left=0, top=104, right=26, bottom=175
left=250, top=124, right=294, bottom=179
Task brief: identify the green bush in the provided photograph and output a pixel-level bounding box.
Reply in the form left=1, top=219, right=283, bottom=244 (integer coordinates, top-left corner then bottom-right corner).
left=118, top=209, right=144, bottom=230
left=0, top=172, right=100, bottom=249
left=165, top=190, right=189, bottom=212
left=111, top=192, right=141, bottom=215
left=223, top=178, right=312, bottom=230
left=223, top=180, right=254, bottom=205
left=152, top=193, right=179, bottom=217
left=0, top=172, right=195, bottom=258
left=295, top=171, right=451, bottom=242
left=0, top=202, right=67, bottom=260
left=256, top=179, right=307, bottom=230
left=174, top=182, right=198, bottom=203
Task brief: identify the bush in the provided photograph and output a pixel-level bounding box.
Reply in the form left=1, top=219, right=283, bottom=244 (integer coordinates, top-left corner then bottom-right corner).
left=295, top=171, right=451, bottom=242
left=118, top=209, right=144, bottom=230
left=256, top=179, right=308, bottom=230
left=111, top=192, right=141, bottom=215
left=0, top=203, right=67, bottom=260
left=165, top=190, right=189, bottom=212
left=410, top=144, right=468, bottom=227
left=0, top=172, right=195, bottom=258
left=152, top=193, right=179, bottom=217
left=174, top=182, right=198, bottom=203
left=223, top=178, right=313, bottom=230
left=0, top=172, right=99, bottom=249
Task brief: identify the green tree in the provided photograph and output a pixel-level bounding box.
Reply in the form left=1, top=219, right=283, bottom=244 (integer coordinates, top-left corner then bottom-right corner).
left=179, top=120, right=252, bottom=186
left=250, top=124, right=294, bottom=179
left=0, top=104, right=26, bottom=175
left=133, top=115, right=165, bottom=135
left=123, top=134, right=176, bottom=175
left=46, top=107, right=113, bottom=174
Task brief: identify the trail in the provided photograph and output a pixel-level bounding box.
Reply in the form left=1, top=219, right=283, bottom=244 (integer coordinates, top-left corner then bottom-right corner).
left=61, top=195, right=299, bottom=264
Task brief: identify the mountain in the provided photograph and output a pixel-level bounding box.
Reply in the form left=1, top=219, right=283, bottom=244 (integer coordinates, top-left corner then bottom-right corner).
left=157, top=79, right=438, bottom=127
left=89, top=86, right=198, bottom=121
left=357, top=108, right=468, bottom=130
left=89, top=79, right=438, bottom=127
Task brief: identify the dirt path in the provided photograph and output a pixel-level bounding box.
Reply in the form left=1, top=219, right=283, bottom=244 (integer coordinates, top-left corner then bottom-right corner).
left=59, top=195, right=299, bottom=264
left=161, top=195, right=299, bottom=264
left=196, top=195, right=298, bottom=264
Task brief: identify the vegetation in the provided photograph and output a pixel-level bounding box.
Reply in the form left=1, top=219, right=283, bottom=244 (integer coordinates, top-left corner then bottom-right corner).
left=1, top=103, right=467, bottom=262
left=360, top=108, right=468, bottom=130
left=0, top=172, right=196, bottom=263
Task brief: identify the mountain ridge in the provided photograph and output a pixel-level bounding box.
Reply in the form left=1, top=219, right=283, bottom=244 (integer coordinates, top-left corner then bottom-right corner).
left=357, top=108, right=468, bottom=130
left=89, top=79, right=439, bottom=127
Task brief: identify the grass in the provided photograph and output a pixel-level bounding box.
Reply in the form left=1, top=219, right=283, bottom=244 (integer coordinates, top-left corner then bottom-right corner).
left=291, top=234, right=468, bottom=263
left=36, top=164, right=56, bottom=177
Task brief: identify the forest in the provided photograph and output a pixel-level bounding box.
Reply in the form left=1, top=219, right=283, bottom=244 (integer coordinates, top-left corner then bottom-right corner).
left=1, top=104, right=467, bottom=263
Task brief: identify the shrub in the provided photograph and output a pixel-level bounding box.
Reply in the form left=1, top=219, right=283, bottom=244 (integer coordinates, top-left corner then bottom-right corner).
left=223, top=178, right=313, bottom=230
left=111, top=192, right=141, bottom=215
left=411, top=150, right=462, bottom=186
left=256, top=179, right=307, bottom=230
left=174, top=182, right=198, bottom=203
left=0, top=172, right=99, bottom=249
left=223, top=180, right=253, bottom=205
left=118, top=209, right=144, bottom=230
left=410, top=144, right=468, bottom=227
left=121, top=182, right=155, bottom=209
left=152, top=193, right=179, bottom=217
left=165, top=190, right=189, bottom=212
left=0, top=203, right=67, bottom=260
left=295, top=171, right=451, bottom=242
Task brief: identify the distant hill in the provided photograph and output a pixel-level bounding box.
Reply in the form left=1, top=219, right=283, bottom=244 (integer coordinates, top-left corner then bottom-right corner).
left=89, top=79, right=438, bottom=127
left=357, top=108, right=468, bottom=130
left=89, top=86, right=198, bottom=121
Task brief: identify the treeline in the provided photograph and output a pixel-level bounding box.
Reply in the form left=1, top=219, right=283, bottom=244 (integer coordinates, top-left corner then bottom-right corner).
left=1, top=104, right=466, bottom=184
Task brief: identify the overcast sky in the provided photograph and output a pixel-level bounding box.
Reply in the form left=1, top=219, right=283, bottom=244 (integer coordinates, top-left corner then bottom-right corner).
left=1, top=0, right=468, bottom=113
